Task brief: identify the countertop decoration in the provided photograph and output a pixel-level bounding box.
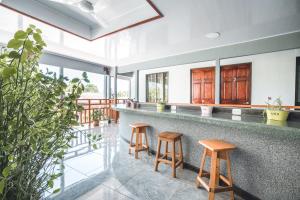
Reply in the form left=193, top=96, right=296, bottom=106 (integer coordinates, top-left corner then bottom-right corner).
left=156, top=99, right=166, bottom=112
left=265, top=97, right=289, bottom=121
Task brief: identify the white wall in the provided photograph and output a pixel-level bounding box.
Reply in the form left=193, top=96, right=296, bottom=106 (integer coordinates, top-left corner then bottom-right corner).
left=139, top=49, right=300, bottom=105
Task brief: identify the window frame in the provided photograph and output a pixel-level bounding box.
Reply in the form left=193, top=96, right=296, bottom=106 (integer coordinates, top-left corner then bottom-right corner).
left=146, top=72, right=168, bottom=103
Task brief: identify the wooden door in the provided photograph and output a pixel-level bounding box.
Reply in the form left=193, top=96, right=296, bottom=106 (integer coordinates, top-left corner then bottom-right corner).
left=192, top=67, right=215, bottom=104
left=221, top=63, right=251, bottom=104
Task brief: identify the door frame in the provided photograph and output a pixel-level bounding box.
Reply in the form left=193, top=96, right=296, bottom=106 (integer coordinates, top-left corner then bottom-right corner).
left=220, top=62, right=252, bottom=105
left=190, top=66, right=215, bottom=104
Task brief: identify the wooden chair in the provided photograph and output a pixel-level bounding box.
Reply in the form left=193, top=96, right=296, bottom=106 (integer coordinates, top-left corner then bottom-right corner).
left=154, top=131, right=183, bottom=178
left=129, top=123, right=150, bottom=159
left=196, top=139, right=236, bottom=200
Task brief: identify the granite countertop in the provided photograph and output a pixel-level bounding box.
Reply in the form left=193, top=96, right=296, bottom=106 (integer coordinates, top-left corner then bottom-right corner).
left=114, top=105, right=300, bottom=134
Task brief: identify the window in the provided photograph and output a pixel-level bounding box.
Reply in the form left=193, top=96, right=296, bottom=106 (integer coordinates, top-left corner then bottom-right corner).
left=111, top=77, right=130, bottom=99
left=64, top=68, right=105, bottom=99
left=296, top=57, right=300, bottom=106
left=146, top=72, right=168, bottom=103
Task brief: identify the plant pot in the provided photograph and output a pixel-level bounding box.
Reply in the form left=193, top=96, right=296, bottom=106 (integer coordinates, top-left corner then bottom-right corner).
left=157, top=103, right=165, bottom=112
left=93, top=120, right=100, bottom=126
left=266, top=119, right=287, bottom=127
left=201, top=106, right=213, bottom=116
left=266, top=110, right=289, bottom=121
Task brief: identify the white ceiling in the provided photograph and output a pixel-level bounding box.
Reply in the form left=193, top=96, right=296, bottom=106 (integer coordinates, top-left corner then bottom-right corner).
left=1, top=0, right=300, bottom=67
left=1, top=0, right=160, bottom=40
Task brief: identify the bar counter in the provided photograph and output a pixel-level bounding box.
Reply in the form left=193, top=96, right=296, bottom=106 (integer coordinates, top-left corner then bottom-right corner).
left=114, top=104, right=300, bottom=200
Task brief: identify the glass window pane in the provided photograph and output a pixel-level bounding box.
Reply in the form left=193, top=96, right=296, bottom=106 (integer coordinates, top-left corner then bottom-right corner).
left=146, top=72, right=168, bottom=103
left=117, top=79, right=129, bottom=99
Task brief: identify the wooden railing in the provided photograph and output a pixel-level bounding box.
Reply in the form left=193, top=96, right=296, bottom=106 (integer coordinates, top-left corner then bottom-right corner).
left=76, top=98, right=126, bottom=126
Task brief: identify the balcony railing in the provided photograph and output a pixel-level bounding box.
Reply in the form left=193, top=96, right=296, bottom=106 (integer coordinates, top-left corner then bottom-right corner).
left=76, top=98, right=126, bottom=126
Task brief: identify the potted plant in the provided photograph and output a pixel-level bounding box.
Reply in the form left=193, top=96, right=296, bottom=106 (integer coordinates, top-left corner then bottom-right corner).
left=201, top=105, right=213, bottom=116
left=265, top=97, right=289, bottom=121
left=156, top=99, right=166, bottom=112
left=92, top=109, right=102, bottom=126
left=0, top=26, right=89, bottom=199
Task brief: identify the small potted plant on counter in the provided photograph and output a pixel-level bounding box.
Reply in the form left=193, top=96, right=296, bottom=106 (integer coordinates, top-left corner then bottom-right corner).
left=265, top=97, right=289, bottom=121
left=156, top=99, right=166, bottom=112
left=92, top=109, right=102, bottom=126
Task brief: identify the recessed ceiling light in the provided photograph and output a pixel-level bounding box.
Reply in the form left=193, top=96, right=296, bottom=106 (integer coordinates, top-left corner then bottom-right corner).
left=205, top=32, right=220, bottom=39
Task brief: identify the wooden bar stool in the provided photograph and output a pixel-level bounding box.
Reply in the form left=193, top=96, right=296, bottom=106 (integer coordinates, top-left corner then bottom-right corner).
left=196, top=139, right=236, bottom=200
left=154, top=131, right=183, bottom=178
left=129, top=123, right=150, bottom=159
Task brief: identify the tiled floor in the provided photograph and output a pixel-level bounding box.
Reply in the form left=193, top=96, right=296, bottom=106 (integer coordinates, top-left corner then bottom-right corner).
left=48, top=123, right=241, bottom=200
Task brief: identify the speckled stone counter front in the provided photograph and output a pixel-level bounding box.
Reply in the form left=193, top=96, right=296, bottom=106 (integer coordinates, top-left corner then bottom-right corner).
left=115, top=106, right=300, bottom=200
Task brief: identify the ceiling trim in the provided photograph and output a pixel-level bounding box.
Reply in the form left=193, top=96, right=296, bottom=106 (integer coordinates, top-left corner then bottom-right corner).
left=0, top=0, right=163, bottom=41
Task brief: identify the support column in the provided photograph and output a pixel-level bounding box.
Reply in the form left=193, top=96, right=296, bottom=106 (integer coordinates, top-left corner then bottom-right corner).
left=215, top=58, right=220, bottom=104
left=128, top=79, right=131, bottom=99
left=103, top=76, right=107, bottom=99
left=114, top=67, right=118, bottom=104
left=59, top=66, right=63, bottom=79
left=135, top=70, right=139, bottom=101
left=107, top=76, right=111, bottom=99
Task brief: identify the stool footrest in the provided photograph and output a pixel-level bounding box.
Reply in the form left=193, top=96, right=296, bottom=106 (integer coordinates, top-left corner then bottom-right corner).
left=196, top=176, right=233, bottom=193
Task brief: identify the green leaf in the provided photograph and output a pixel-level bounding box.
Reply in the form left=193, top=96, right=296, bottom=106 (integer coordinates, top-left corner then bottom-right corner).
left=29, top=24, right=36, bottom=29
left=53, top=188, right=60, bottom=194
left=2, top=166, right=10, bottom=178
left=14, top=30, right=27, bottom=39
left=33, top=33, right=42, bottom=43
left=20, top=50, right=28, bottom=62
left=7, top=39, right=23, bottom=49
left=24, top=40, right=33, bottom=50
left=11, top=163, right=17, bottom=169
left=36, top=28, right=42, bottom=34
left=47, top=180, right=54, bottom=188
left=1, top=67, right=16, bottom=79
left=92, top=144, right=97, bottom=149
left=0, top=179, right=5, bottom=194
left=71, top=78, right=80, bottom=83
left=8, top=51, right=20, bottom=59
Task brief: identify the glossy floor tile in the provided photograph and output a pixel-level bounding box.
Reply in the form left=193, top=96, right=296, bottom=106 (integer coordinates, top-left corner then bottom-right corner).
left=48, top=123, right=242, bottom=200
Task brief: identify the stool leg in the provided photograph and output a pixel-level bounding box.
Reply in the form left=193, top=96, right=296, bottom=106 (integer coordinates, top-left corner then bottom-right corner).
left=196, top=148, right=207, bottom=188
left=129, top=128, right=135, bottom=154
left=226, top=152, right=234, bottom=200
left=144, top=128, right=150, bottom=155
left=164, top=141, right=168, bottom=158
left=139, top=128, right=142, bottom=149
left=135, top=128, right=140, bottom=159
left=172, top=141, right=176, bottom=178
left=179, top=138, right=183, bottom=169
left=154, top=138, right=161, bottom=171
left=208, top=151, right=218, bottom=200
